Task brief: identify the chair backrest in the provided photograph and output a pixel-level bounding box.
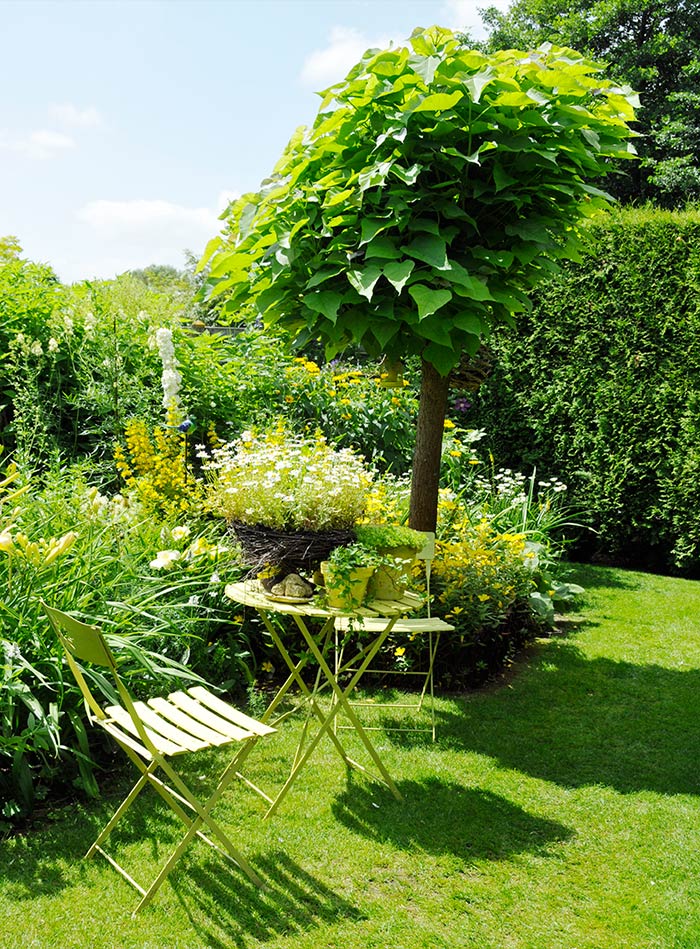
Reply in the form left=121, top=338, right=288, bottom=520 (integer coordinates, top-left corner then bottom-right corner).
left=42, top=601, right=129, bottom=725
left=414, top=531, right=436, bottom=617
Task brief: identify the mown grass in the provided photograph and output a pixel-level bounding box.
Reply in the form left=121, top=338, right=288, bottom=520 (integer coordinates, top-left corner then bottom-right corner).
left=2, top=564, right=699, bottom=948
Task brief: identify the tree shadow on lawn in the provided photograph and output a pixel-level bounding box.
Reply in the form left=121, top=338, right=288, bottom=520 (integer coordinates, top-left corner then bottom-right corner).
left=332, top=776, right=571, bottom=861
left=434, top=640, right=700, bottom=796
left=170, top=849, right=363, bottom=949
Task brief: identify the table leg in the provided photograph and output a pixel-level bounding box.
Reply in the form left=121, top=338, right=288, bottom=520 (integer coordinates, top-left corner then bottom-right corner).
left=293, top=615, right=403, bottom=803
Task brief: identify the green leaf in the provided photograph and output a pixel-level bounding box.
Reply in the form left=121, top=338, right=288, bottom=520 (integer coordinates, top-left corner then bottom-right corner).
left=442, top=260, right=494, bottom=300
left=453, top=312, right=483, bottom=335
left=423, top=342, right=460, bottom=376
left=408, top=284, right=453, bottom=319
left=306, top=266, right=344, bottom=289
left=390, top=163, right=422, bottom=185
left=464, top=69, right=494, bottom=103
left=364, top=236, right=402, bottom=260
left=402, top=234, right=449, bottom=270
left=346, top=264, right=383, bottom=300
left=382, top=260, right=414, bottom=293
left=303, top=291, right=342, bottom=322
left=411, top=90, right=463, bottom=113
left=360, top=217, right=390, bottom=245
left=414, top=315, right=453, bottom=346
left=493, top=163, right=518, bottom=192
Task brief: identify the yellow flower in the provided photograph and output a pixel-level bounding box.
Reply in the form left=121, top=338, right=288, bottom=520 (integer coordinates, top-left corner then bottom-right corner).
left=478, top=593, right=490, bottom=602
left=443, top=419, right=455, bottom=429
left=261, top=661, right=274, bottom=673
left=394, top=646, right=406, bottom=657
left=0, top=532, right=14, bottom=553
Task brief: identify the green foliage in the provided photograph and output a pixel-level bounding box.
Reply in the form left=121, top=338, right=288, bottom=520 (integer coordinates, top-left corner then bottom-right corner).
left=470, top=205, right=700, bottom=573
left=0, top=458, right=254, bottom=827
left=203, top=26, right=637, bottom=377
left=482, top=0, right=700, bottom=206
left=354, top=523, right=427, bottom=551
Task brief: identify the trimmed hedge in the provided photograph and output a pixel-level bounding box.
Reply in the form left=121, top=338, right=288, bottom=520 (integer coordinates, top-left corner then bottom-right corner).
left=470, top=206, right=700, bottom=575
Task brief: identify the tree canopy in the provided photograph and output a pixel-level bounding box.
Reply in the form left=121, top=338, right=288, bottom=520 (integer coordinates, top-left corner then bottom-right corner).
left=482, top=0, right=700, bottom=206
left=203, top=26, right=636, bottom=377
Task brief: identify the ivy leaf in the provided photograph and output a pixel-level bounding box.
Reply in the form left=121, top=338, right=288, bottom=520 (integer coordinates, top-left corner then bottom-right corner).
left=360, top=218, right=390, bottom=245
left=408, top=284, right=453, bottom=319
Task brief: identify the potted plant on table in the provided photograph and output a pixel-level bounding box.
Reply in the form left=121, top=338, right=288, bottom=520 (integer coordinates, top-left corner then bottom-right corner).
left=200, top=424, right=373, bottom=579
left=354, top=523, right=428, bottom=599
left=319, top=543, right=392, bottom=611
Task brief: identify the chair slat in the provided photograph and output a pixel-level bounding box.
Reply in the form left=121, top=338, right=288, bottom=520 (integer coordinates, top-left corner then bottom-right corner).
left=104, top=704, right=186, bottom=756
left=166, top=692, right=253, bottom=742
left=132, top=701, right=209, bottom=752
left=100, top=720, right=152, bottom=760
left=147, top=696, right=239, bottom=745
left=188, top=687, right=276, bottom=737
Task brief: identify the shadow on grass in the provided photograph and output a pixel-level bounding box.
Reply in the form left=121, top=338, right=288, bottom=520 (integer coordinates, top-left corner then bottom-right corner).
left=332, top=776, right=571, bottom=859
left=565, top=563, right=640, bottom=591
left=170, top=849, right=363, bottom=949
left=437, top=640, right=700, bottom=796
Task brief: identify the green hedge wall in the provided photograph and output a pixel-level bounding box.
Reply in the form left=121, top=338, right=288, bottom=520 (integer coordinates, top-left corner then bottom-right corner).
left=470, top=206, right=700, bottom=575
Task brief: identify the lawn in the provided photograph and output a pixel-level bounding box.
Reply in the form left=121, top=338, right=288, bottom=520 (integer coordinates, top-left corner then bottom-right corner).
left=2, top=564, right=699, bottom=949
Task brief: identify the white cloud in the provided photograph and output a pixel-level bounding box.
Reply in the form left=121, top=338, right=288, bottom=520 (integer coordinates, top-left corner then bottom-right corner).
left=0, top=128, right=76, bottom=160
left=441, top=0, right=512, bottom=39
left=49, top=103, right=103, bottom=128
left=71, top=197, right=230, bottom=279
left=300, top=26, right=401, bottom=88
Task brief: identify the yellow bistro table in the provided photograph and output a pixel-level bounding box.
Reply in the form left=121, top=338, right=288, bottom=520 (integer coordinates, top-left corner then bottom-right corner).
left=224, top=580, right=423, bottom=818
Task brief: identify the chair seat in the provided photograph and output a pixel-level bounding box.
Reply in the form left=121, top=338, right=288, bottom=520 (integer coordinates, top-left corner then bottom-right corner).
left=102, top=686, right=275, bottom=760
left=335, top=616, right=454, bottom=634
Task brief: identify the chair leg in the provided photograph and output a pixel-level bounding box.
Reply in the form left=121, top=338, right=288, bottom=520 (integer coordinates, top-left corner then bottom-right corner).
left=131, top=741, right=264, bottom=914
left=86, top=757, right=155, bottom=859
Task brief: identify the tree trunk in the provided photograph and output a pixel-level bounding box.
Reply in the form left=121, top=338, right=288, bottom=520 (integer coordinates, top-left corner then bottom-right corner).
left=409, top=358, right=450, bottom=532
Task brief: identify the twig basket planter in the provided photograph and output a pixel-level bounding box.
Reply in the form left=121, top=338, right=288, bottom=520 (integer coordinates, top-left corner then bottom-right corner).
left=230, top=523, right=354, bottom=574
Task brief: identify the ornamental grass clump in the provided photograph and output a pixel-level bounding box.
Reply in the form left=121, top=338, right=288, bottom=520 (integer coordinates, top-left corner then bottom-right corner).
left=201, top=427, right=373, bottom=532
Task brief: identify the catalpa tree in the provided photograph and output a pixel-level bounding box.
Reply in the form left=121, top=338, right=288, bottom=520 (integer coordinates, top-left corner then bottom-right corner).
left=201, top=26, right=637, bottom=531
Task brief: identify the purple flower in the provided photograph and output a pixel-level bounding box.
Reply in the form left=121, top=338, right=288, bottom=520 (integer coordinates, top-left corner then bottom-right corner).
left=453, top=397, right=471, bottom=413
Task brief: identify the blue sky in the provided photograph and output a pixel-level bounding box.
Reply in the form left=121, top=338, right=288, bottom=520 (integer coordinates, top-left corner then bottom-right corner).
left=1, top=0, right=509, bottom=283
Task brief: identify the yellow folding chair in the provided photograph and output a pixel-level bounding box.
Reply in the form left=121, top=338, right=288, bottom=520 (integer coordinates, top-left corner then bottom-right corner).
left=334, top=532, right=454, bottom=741
left=42, top=601, right=275, bottom=915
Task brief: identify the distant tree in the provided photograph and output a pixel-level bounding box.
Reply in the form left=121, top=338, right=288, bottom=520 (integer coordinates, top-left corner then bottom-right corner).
left=0, top=235, right=23, bottom=264
left=201, top=26, right=636, bottom=530
left=481, top=0, right=700, bottom=205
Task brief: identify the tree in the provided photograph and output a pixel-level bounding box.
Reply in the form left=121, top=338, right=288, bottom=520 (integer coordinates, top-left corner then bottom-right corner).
left=201, top=25, right=636, bottom=530
left=481, top=0, right=700, bottom=206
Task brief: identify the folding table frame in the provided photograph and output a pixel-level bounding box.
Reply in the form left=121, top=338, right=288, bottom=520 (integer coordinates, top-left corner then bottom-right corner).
left=224, top=581, right=423, bottom=818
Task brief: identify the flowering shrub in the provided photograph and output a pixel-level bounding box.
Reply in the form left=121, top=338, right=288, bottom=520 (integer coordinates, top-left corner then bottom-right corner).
left=280, top=356, right=418, bottom=472
left=114, top=419, right=201, bottom=519
left=201, top=425, right=373, bottom=531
